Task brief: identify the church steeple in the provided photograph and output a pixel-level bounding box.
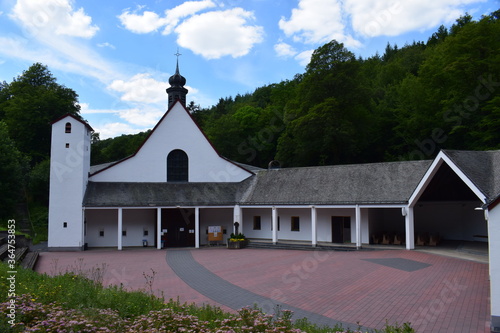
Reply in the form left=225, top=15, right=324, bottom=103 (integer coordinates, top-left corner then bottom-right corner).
left=166, top=51, right=188, bottom=108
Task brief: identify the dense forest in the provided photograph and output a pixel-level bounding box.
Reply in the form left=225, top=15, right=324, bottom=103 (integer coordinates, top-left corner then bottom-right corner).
left=0, top=11, right=499, bottom=234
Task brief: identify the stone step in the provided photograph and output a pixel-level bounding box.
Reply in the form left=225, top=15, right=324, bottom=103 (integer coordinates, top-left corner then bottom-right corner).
left=0, top=244, right=8, bottom=261
left=21, top=251, right=39, bottom=270
left=246, top=241, right=357, bottom=252
left=2, top=246, right=28, bottom=264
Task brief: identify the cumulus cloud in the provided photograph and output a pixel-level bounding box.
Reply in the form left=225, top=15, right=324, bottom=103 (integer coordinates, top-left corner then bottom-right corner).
left=11, top=0, right=99, bottom=38
left=279, top=0, right=360, bottom=47
left=118, top=0, right=216, bottom=34
left=344, top=0, right=479, bottom=38
left=80, top=103, right=163, bottom=134
left=279, top=0, right=483, bottom=51
left=176, top=8, right=264, bottom=59
left=108, top=73, right=168, bottom=104
left=274, top=42, right=297, bottom=58
left=119, top=2, right=263, bottom=59
left=118, top=8, right=164, bottom=33
left=162, top=0, right=217, bottom=34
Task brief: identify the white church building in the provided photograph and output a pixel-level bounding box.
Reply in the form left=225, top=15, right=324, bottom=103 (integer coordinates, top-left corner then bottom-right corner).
left=48, top=62, right=500, bottom=331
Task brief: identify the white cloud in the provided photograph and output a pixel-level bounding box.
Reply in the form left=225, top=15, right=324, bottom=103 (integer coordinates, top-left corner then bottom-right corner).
left=118, top=8, right=164, bottom=33
left=175, top=8, right=264, bottom=59
left=81, top=103, right=163, bottom=130
left=4, top=0, right=120, bottom=84
left=295, top=49, right=314, bottom=67
left=119, top=2, right=263, bottom=59
left=162, top=0, right=217, bottom=35
left=108, top=73, right=168, bottom=104
left=94, top=122, right=145, bottom=139
left=279, top=0, right=360, bottom=48
left=80, top=103, right=120, bottom=115
left=118, top=1, right=216, bottom=35
left=118, top=107, right=164, bottom=127
left=344, top=0, right=481, bottom=38
left=274, top=42, right=297, bottom=58
left=11, top=0, right=99, bottom=38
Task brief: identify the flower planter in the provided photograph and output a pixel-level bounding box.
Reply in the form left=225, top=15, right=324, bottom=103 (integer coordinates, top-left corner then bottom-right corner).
left=227, top=240, right=248, bottom=249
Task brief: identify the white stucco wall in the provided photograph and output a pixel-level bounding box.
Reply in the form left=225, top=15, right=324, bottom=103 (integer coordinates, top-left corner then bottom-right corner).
left=241, top=208, right=273, bottom=239
left=85, top=209, right=156, bottom=247
left=48, top=117, right=91, bottom=249
left=122, top=209, right=156, bottom=247
left=90, top=103, right=252, bottom=183
left=488, top=204, right=500, bottom=328
left=242, top=208, right=312, bottom=241
left=85, top=209, right=117, bottom=247
left=241, top=207, right=365, bottom=244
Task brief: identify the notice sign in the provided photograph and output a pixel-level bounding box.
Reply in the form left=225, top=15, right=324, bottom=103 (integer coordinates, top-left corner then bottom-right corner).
left=208, top=226, right=223, bottom=241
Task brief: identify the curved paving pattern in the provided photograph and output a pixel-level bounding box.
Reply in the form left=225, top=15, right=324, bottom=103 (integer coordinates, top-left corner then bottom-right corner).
left=166, top=249, right=363, bottom=330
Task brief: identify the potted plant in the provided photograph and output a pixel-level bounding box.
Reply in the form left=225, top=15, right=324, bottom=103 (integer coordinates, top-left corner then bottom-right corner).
left=227, top=233, right=248, bottom=249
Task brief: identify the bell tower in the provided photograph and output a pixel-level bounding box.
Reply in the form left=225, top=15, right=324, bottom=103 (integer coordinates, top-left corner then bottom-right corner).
left=48, top=114, right=92, bottom=250
left=166, top=51, right=188, bottom=108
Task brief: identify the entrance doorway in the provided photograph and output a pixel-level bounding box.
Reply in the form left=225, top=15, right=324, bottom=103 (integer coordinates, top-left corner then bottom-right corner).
left=161, top=208, right=195, bottom=247
left=332, top=216, right=351, bottom=243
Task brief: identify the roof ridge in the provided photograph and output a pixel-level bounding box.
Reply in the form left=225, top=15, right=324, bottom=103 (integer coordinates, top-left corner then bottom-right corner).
left=256, top=159, right=431, bottom=172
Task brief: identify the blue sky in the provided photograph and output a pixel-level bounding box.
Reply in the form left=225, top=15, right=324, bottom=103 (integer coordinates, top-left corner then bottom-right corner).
left=0, top=0, right=497, bottom=138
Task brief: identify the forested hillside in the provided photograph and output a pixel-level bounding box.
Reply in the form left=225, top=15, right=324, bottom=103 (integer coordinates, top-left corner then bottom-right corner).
left=0, top=11, right=499, bottom=231
left=192, top=11, right=500, bottom=168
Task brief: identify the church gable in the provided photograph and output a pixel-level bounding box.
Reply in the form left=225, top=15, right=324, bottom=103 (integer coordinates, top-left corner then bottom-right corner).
left=90, top=101, right=253, bottom=183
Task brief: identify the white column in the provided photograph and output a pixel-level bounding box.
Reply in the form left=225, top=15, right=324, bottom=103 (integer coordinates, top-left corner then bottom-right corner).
left=195, top=207, right=200, bottom=248
left=405, top=206, right=415, bottom=250
left=117, top=208, right=123, bottom=251
left=355, top=205, right=361, bottom=249
left=311, top=206, right=317, bottom=247
left=272, top=207, right=278, bottom=244
left=487, top=206, right=500, bottom=331
left=233, top=204, right=241, bottom=234
left=156, top=208, right=161, bottom=249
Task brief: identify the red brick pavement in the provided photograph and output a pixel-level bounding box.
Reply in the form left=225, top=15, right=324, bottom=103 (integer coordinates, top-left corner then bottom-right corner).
left=36, top=247, right=490, bottom=332
left=191, top=248, right=490, bottom=333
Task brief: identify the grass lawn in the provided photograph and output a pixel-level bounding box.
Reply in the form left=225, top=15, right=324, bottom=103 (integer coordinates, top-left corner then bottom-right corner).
left=0, top=262, right=414, bottom=332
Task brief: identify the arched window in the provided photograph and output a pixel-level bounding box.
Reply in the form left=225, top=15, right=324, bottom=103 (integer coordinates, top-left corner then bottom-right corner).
left=167, top=149, right=188, bottom=182
left=65, top=122, right=72, bottom=133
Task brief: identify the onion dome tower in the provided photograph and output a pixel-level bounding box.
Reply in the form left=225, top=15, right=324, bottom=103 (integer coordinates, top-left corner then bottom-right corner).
left=166, top=53, right=188, bottom=108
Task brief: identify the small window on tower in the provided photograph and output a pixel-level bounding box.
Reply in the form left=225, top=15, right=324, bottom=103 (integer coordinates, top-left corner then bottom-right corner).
left=63, top=222, right=67, bottom=228
left=143, top=229, right=149, bottom=236
left=99, top=229, right=104, bottom=237
left=65, top=143, right=70, bottom=148
left=65, top=122, right=72, bottom=133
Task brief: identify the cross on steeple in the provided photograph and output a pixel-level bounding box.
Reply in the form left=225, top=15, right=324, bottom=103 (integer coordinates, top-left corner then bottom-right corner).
left=166, top=48, right=188, bottom=108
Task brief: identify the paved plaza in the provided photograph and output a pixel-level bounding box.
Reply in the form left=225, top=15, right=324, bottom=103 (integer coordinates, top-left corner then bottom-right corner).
left=36, top=247, right=490, bottom=332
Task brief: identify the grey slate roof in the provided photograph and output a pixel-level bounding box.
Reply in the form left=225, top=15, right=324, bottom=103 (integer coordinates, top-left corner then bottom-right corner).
left=83, top=160, right=433, bottom=207
left=89, top=162, right=117, bottom=174
left=83, top=150, right=500, bottom=208
left=83, top=181, right=246, bottom=207
left=442, top=149, right=500, bottom=202
left=242, top=160, right=432, bottom=205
